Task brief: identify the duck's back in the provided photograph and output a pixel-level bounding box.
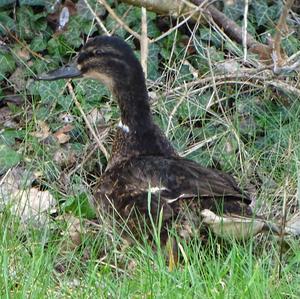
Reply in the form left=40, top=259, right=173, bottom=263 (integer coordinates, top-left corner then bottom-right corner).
left=94, top=156, right=252, bottom=238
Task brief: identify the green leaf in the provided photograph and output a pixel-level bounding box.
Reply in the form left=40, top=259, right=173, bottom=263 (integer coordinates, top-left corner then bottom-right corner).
left=47, top=36, right=73, bottom=57
left=30, top=35, right=48, bottom=52
left=223, top=1, right=244, bottom=21
left=0, top=52, right=16, bottom=76
left=0, top=11, right=15, bottom=34
left=19, top=0, right=46, bottom=5
left=0, top=144, right=22, bottom=174
left=148, top=43, right=160, bottom=80
left=62, top=16, right=85, bottom=48
left=282, top=36, right=300, bottom=57
left=75, top=79, right=109, bottom=109
left=0, top=0, right=14, bottom=7
left=252, top=0, right=269, bottom=26
left=16, top=7, right=47, bottom=39
left=62, top=193, right=96, bottom=219
left=28, top=80, right=64, bottom=99
left=0, top=129, right=26, bottom=146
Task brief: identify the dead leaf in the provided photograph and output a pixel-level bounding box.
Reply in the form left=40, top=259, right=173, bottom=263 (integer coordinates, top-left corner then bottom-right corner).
left=11, top=188, right=56, bottom=225
left=0, top=167, right=36, bottom=206
left=31, top=121, right=51, bottom=140
left=55, top=132, right=70, bottom=144
left=216, top=60, right=241, bottom=74
left=58, top=214, right=84, bottom=251
left=286, top=213, right=300, bottom=236
left=0, top=107, right=17, bottom=129
left=86, top=108, right=105, bottom=125
left=9, top=67, right=26, bottom=91
left=54, top=124, right=74, bottom=144
left=53, top=146, right=77, bottom=167
left=16, top=48, right=30, bottom=61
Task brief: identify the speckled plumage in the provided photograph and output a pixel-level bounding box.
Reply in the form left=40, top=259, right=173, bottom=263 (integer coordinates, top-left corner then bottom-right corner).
left=39, top=36, right=274, bottom=252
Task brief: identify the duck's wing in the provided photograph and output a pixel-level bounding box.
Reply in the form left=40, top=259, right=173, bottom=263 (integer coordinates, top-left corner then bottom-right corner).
left=96, top=155, right=251, bottom=215
left=95, top=156, right=278, bottom=239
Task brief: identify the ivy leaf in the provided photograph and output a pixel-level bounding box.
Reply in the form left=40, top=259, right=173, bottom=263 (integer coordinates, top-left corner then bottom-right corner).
left=61, top=193, right=96, bottom=219
left=16, top=7, right=47, bottom=39
left=19, top=0, right=47, bottom=5
left=62, top=16, right=85, bottom=48
left=0, top=52, right=16, bottom=76
left=223, top=1, right=244, bottom=21
left=0, top=144, right=22, bottom=174
left=30, top=36, right=48, bottom=52
left=0, top=11, right=15, bottom=34
left=0, top=0, right=14, bottom=6
left=147, top=43, right=160, bottom=80
left=28, top=80, right=67, bottom=104
left=252, top=0, right=270, bottom=26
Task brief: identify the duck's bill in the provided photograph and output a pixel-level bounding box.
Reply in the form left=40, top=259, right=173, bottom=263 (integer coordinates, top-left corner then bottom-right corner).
left=37, top=63, right=82, bottom=81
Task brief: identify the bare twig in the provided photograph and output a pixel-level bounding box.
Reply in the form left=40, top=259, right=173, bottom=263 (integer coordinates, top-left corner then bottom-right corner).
left=278, top=177, right=289, bottom=279
left=119, top=0, right=191, bottom=15
left=243, top=0, right=249, bottom=62
left=83, top=0, right=110, bottom=35
left=110, top=7, right=132, bottom=35
left=120, top=0, right=272, bottom=60
left=273, top=0, right=295, bottom=70
left=140, top=7, right=148, bottom=76
left=150, top=3, right=204, bottom=44
left=163, top=64, right=300, bottom=96
left=166, top=93, right=186, bottom=137
left=67, top=82, right=110, bottom=160
left=98, top=0, right=143, bottom=41
left=0, top=23, right=48, bottom=62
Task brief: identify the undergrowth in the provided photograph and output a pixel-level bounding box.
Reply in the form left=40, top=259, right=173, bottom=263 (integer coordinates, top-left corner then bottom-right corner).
left=1, top=0, right=300, bottom=297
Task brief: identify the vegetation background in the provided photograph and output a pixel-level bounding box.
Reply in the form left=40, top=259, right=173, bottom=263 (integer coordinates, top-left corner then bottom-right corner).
left=1, top=0, right=300, bottom=297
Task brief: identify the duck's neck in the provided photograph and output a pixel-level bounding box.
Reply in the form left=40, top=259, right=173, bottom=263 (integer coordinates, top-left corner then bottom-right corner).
left=107, top=80, right=177, bottom=168
left=115, top=80, right=152, bottom=131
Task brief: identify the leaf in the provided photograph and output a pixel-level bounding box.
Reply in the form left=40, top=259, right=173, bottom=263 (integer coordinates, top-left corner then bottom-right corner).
left=0, top=144, right=22, bottom=174
left=30, top=36, right=48, bottom=52
left=252, top=1, right=268, bottom=26
left=47, top=36, right=72, bottom=57
left=19, top=0, right=47, bottom=5
left=28, top=80, right=67, bottom=105
left=54, top=124, right=74, bottom=144
left=0, top=0, right=14, bottom=6
left=62, top=16, right=84, bottom=48
left=0, top=52, right=16, bottom=76
left=0, top=129, right=26, bottom=146
left=223, top=1, right=244, bottom=21
left=10, top=188, right=56, bottom=225
left=30, top=121, right=51, bottom=139
left=62, top=193, right=96, bottom=219
left=0, top=11, right=15, bottom=34
left=147, top=43, right=160, bottom=80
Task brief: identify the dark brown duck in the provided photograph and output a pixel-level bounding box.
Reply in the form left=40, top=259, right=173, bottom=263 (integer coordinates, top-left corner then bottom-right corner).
left=38, top=36, right=279, bottom=257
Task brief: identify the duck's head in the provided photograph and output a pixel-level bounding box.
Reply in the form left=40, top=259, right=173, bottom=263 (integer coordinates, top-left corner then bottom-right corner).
left=38, top=36, right=145, bottom=92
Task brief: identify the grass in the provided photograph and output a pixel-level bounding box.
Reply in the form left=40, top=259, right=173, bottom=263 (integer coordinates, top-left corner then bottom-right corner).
left=2, top=61, right=300, bottom=298
left=1, top=4, right=300, bottom=297
left=1, top=210, right=300, bottom=298
left=2, top=63, right=300, bottom=298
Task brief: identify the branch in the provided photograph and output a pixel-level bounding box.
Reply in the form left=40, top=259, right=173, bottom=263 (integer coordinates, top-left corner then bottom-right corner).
left=119, top=0, right=190, bottom=15
left=273, top=0, right=295, bottom=73
left=119, top=0, right=272, bottom=61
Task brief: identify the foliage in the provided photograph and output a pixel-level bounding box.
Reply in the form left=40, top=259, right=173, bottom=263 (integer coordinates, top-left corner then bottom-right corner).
left=0, top=0, right=300, bottom=297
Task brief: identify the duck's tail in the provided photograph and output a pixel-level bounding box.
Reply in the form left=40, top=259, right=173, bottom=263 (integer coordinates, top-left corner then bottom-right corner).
left=200, top=209, right=300, bottom=239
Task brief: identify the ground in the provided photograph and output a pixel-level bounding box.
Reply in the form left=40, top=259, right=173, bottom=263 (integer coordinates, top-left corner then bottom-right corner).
left=0, top=0, right=300, bottom=297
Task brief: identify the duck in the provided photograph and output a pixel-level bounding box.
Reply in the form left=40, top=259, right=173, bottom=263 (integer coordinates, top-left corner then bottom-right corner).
left=38, top=35, right=281, bottom=267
